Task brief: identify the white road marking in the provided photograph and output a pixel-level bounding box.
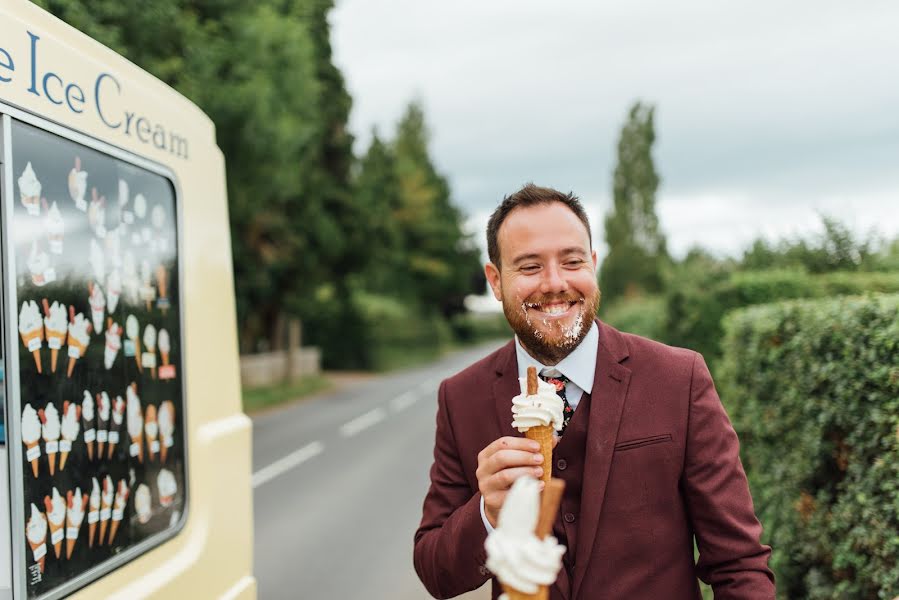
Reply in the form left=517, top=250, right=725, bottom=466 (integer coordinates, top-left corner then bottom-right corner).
left=390, top=391, right=419, bottom=412
left=340, top=407, right=387, bottom=437
left=252, top=441, right=324, bottom=488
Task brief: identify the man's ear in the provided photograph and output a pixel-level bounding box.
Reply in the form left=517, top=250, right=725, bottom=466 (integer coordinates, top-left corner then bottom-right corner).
left=485, top=262, right=502, bottom=301
left=591, top=249, right=598, bottom=269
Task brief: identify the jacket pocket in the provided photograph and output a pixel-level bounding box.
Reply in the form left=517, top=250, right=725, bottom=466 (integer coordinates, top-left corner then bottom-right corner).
left=614, top=433, right=673, bottom=452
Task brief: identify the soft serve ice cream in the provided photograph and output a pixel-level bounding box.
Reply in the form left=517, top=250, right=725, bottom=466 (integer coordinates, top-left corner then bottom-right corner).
left=511, top=376, right=565, bottom=434
left=21, top=404, right=42, bottom=477
left=485, top=477, right=565, bottom=598
left=45, top=201, right=65, bottom=253
left=43, top=300, right=68, bottom=372
left=18, top=162, right=42, bottom=216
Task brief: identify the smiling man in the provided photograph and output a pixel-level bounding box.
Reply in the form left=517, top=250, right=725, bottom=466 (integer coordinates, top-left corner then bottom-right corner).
left=414, top=184, right=775, bottom=599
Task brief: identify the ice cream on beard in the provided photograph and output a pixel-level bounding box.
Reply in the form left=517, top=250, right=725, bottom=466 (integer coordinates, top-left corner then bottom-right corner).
left=26, top=503, right=48, bottom=572
left=88, top=478, right=100, bottom=547
left=44, top=487, right=66, bottom=559
left=45, top=201, right=65, bottom=253
left=68, top=156, right=88, bottom=211
left=81, top=391, right=96, bottom=460
left=22, top=404, right=42, bottom=477
left=485, top=477, right=565, bottom=599
left=40, top=403, right=61, bottom=476
left=19, top=300, right=44, bottom=373
left=18, top=161, right=42, bottom=216
left=60, top=400, right=80, bottom=470
left=43, top=300, right=67, bottom=372
left=66, top=488, right=88, bottom=559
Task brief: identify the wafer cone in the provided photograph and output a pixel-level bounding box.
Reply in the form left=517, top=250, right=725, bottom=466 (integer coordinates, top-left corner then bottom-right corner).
left=99, top=517, right=108, bottom=546
left=28, top=540, right=46, bottom=572
left=51, top=348, right=59, bottom=372
left=88, top=521, right=96, bottom=548
left=499, top=479, right=566, bottom=600
left=48, top=524, right=63, bottom=559
left=133, top=433, right=144, bottom=463
left=21, top=330, right=43, bottom=373
left=524, top=368, right=554, bottom=486
left=26, top=441, right=40, bottom=477
left=134, top=338, right=142, bottom=373
left=86, top=439, right=94, bottom=461
left=47, top=450, right=56, bottom=476
left=108, top=517, right=122, bottom=545
left=60, top=450, right=69, bottom=471
left=66, top=537, right=76, bottom=560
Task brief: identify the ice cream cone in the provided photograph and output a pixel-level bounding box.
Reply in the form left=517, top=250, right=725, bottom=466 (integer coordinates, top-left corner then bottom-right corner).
left=66, top=489, right=88, bottom=559
left=132, top=433, right=144, bottom=463
left=48, top=522, right=63, bottom=559
left=524, top=368, right=553, bottom=486
left=60, top=451, right=69, bottom=472
left=21, top=330, right=43, bottom=373
left=51, top=348, right=59, bottom=372
left=88, top=522, right=96, bottom=548
left=161, top=351, right=170, bottom=366
left=134, top=338, right=142, bottom=373
left=108, top=520, right=120, bottom=545
left=47, top=450, right=56, bottom=476
left=26, top=441, right=39, bottom=477
left=501, top=584, right=548, bottom=600
left=86, top=441, right=94, bottom=461
left=66, top=538, right=76, bottom=560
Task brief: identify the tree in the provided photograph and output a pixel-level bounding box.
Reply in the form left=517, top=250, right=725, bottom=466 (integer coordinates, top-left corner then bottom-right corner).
left=600, top=102, right=669, bottom=299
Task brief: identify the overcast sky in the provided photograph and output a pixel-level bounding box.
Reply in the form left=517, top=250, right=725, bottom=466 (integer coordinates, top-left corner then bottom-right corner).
left=331, top=1, right=899, bottom=263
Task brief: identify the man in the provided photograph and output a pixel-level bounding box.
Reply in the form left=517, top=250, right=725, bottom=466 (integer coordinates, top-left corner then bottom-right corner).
left=414, top=184, right=774, bottom=599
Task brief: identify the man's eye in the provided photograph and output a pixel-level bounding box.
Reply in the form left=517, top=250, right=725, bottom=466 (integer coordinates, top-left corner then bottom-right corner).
left=520, top=265, right=540, bottom=273
left=564, top=260, right=585, bottom=267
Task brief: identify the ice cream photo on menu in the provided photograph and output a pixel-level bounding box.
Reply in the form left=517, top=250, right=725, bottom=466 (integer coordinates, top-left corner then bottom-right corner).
left=106, top=268, right=122, bottom=314
left=66, top=308, right=92, bottom=377
left=485, top=477, right=566, bottom=600
left=157, top=469, right=177, bottom=507
left=45, top=200, right=65, bottom=254
left=88, top=478, right=100, bottom=548
left=123, top=252, right=139, bottom=304
left=96, top=392, right=111, bottom=458
left=140, top=259, right=156, bottom=311
left=42, top=299, right=68, bottom=372
left=89, top=281, right=106, bottom=334
left=108, top=395, right=125, bottom=459
left=68, top=156, right=88, bottom=211
left=39, top=403, right=61, bottom=476
left=145, top=404, right=159, bottom=461
left=28, top=241, right=55, bottom=287
left=99, top=475, right=113, bottom=545
left=108, top=480, right=129, bottom=544
left=66, top=488, right=88, bottom=559
left=143, top=324, right=157, bottom=378
left=135, top=483, right=152, bottom=524
left=158, top=400, right=175, bottom=462
left=26, top=503, right=48, bottom=573
left=127, top=383, right=144, bottom=462
left=126, top=314, right=142, bottom=373
left=90, top=238, right=105, bottom=283
left=44, top=487, right=66, bottom=560
left=21, top=403, right=42, bottom=477
left=19, top=300, right=44, bottom=373
left=88, top=187, right=106, bottom=239
left=105, top=319, right=123, bottom=369
left=59, top=400, right=80, bottom=471
left=156, top=264, right=169, bottom=311
left=81, top=390, right=96, bottom=461
left=18, top=161, right=42, bottom=216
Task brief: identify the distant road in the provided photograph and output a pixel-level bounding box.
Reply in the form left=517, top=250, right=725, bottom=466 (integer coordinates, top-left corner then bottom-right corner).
left=252, top=342, right=503, bottom=600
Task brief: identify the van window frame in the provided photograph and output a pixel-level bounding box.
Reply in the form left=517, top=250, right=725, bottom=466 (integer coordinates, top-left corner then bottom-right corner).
left=0, top=101, right=191, bottom=600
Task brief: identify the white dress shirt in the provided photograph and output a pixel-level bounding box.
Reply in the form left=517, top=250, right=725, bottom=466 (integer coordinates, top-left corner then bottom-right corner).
left=480, top=321, right=600, bottom=532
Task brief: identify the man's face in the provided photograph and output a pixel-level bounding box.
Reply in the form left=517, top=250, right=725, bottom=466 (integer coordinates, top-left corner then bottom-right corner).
left=485, top=202, right=600, bottom=364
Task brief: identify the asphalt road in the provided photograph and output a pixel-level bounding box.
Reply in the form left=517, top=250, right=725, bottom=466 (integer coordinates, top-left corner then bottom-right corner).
left=252, top=342, right=504, bottom=600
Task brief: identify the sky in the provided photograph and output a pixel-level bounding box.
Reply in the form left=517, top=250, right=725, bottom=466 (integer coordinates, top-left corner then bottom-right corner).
left=331, top=1, right=899, bottom=266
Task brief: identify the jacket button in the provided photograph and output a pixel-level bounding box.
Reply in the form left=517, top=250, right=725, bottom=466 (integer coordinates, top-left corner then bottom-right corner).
left=556, top=458, right=567, bottom=471
left=564, top=512, right=576, bottom=523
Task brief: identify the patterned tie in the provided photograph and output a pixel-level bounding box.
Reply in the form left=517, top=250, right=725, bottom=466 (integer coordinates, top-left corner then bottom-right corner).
left=539, top=368, right=574, bottom=435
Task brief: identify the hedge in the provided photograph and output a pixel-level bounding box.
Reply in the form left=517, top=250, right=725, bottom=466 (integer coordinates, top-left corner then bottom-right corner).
left=719, top=293, right=899, bottom=599
left=665, top=269, right=899, bottom=368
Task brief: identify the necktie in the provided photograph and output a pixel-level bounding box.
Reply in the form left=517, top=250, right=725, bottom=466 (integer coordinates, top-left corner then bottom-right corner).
left=539, top=368, right=573, bottom=435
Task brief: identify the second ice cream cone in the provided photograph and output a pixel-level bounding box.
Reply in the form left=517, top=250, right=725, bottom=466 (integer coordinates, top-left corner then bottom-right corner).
left=525, top=425, right=554, bottom=487
left=26, top=442, right=40, bottom=477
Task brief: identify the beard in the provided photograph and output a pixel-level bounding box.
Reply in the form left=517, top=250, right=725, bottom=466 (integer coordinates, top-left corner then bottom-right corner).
left=502, top=286, right=601, bottom=365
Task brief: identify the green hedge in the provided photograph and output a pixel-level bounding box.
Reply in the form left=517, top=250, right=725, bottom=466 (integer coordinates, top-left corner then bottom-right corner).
left=599, top=294, right=667, bottom=341
left=665, top=269, right=899, bottom=367
left=719, top=293, right=899, bottom=599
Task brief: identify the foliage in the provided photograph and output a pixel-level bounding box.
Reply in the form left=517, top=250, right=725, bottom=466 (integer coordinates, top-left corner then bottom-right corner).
left=598, top=294, right=666, bottom=341
left=242, top=375, right=333, bottom=414
left=664, top=268, right=899, bottom=369
left=449, top=312, right=512, bottom=344
left=599, top=101, right=669, bottom=298
left=719, top=294, right=899, bottom=599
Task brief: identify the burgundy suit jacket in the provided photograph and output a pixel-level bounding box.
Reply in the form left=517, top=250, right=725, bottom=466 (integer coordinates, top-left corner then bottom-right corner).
left=414, top=320, right=774, bottom=599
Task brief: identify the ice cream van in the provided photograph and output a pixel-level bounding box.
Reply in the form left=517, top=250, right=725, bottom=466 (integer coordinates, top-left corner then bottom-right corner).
left=0, top=1, right=255, bottom=598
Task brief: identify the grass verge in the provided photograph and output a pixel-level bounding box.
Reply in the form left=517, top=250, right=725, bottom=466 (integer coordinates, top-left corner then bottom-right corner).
left=242, top=375, right=334, bottom=415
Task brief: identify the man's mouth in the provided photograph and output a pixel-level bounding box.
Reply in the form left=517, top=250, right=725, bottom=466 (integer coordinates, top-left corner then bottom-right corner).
left=524, top=299, right=582, bottom=318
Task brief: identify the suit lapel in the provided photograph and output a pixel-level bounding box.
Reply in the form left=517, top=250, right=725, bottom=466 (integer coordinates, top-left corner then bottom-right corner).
left=572, top=321, right=632, bottom=599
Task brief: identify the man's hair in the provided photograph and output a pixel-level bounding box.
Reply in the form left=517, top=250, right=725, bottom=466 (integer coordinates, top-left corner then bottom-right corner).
left=486, top=183, right=592, bottom=268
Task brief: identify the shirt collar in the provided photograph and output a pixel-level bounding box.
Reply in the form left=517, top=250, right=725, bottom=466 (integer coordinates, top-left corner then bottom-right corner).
left=514, top=320, right=598, bottom=393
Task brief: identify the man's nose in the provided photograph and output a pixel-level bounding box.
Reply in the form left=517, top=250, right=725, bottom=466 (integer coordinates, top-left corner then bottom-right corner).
left=540, top=263, right=568, bottom=294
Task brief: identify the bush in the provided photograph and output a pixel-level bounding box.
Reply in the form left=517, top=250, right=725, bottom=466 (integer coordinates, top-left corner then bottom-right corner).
left=599, top=294, right=666, bottom=341
left=719, top=293, right=899, bottom=599
left=449, top=312, right=512, bottom=343
left=665, top=270, right=899, bottom=369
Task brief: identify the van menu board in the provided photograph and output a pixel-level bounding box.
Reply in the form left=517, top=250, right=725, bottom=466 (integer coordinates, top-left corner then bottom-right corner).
left=8, top=120, right=187, bottom=599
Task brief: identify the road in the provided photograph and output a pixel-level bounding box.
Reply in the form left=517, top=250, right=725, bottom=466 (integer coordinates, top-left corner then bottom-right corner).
left=252, top=342, right=503, bottom=600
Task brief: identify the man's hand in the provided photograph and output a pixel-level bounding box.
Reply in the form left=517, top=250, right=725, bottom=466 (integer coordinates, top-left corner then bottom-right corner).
left=476, top=436, right=545, bottom=527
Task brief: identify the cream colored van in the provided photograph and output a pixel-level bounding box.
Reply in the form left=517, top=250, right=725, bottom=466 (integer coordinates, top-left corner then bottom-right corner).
left=0, top=1, right=254, bottom=598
